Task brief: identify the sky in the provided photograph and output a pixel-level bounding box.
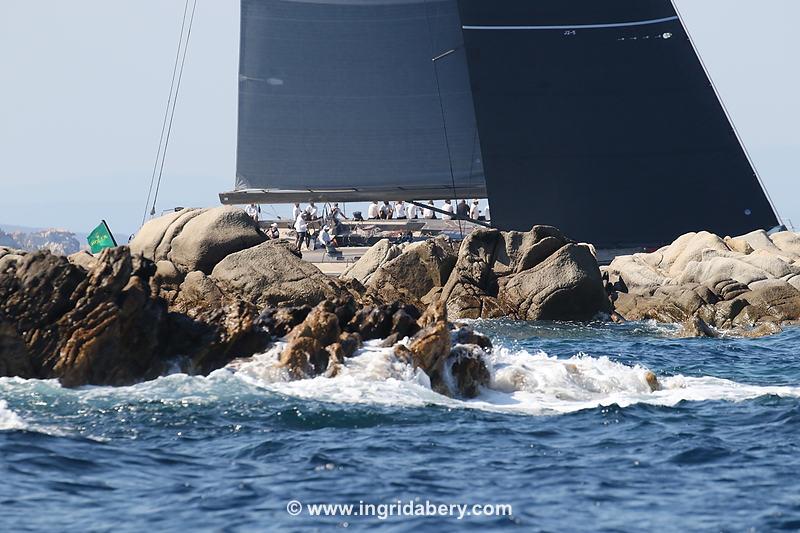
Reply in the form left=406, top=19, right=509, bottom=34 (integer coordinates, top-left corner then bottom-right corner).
left=0, top=0, right=798, bottom=239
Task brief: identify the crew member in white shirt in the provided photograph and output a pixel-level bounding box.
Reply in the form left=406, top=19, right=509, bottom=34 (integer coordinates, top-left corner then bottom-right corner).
left=292, top=203, right=301, bottom=221
left=394, top=201, right=407, bottom=219
left=484, top=205, right=490, bottom=221
left=367, top=201, right=380, bottom=220
left=424, top=200, right=436, bottom=220
left=294, top=212, right=308, bottom=251
left=408, top=202, right=418, bottom=219
left=442, top=199, right=454, bottom=220
left=306, top=202, right=319, bottom=220
left=470, top=199, right=480, bottom=220
left=318, top=225, right=338, bottom=252
left=245, top=203, right=261, bottom=223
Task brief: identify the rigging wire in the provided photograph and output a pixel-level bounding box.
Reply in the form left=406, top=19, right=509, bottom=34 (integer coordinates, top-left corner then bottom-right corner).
left=146, top=0, right=198, bottom=225
left=142, top=0, right=191, bottom=227
left=423, top=0, right=464, bottom=239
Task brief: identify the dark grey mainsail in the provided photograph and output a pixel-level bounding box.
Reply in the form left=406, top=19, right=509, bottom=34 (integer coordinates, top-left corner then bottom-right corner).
left=222, top=0, right=780, bottom=248
left=457, top=0, right=779, bottom=247
left=223, top=0, right=484, bottom=204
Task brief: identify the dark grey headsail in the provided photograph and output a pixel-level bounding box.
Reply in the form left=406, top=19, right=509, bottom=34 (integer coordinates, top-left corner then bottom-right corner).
left=457, top=0, right=779, bottom=247
left=222, top=0, right=484, bottom=204
left=222, top=0, right=780, bottom=248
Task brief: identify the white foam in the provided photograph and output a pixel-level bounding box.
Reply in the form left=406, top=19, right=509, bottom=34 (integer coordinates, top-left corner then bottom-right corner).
left=0, top=399, right=26, bottom=431
left=225, top=341, right=800, bottom=416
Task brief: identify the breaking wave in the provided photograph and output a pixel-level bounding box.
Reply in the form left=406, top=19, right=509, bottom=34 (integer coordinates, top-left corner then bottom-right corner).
left=0, top=399, right=25, bottom=431
left=225, top=340, right=800, bottom=416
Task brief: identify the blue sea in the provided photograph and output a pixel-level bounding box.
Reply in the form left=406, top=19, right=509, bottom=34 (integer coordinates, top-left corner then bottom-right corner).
left=3, top=321, right=800, bottom=532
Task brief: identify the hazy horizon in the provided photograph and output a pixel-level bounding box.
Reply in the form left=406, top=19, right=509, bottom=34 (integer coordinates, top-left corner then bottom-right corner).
left=1, top=0, right=798, bottom=240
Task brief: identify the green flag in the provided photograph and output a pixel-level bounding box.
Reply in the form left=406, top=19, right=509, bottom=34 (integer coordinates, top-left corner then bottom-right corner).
left=87, top=220, right=117, bottom=254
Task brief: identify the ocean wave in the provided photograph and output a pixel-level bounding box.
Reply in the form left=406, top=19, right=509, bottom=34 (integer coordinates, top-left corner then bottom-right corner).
left=225, top=341, right=800, bottom=416
left=0, top=399, right=26, bottom=431
left=2, top=340, right=799, bottom=422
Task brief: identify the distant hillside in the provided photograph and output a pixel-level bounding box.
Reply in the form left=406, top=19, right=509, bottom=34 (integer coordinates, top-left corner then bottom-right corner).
left=0, top=226, right=83, bottom=256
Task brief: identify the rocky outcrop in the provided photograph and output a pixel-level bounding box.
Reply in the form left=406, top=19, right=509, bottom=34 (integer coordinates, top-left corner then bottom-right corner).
left=363, top=237, right=457, bottom=307
left=271, top=297, right=492, bottom=398
left=127, top=210, right=348, bottom=312
left=400, top=301, right=491, bottom=398
left=439, top=226, right=610, bottom=320
left=130, top=206, right=266, bottom=274
left=0, top=247, right=271, bottom=386
left=340, top=239, right=402, bottom=285
left=211, top=240, right=344, bottom=309
left=605, top=230, right=800, bottom=336
left=340, top=237, right=457, bottom=307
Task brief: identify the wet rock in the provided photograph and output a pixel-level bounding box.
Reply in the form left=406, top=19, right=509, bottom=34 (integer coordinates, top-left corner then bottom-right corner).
left=448, top=344, right=491, bottom=398
left=287, top=304, right=341, bottom=347
left=679, top=317, right=719, bottom=338
left=337, top=332, right=362, bottom=358
left=258, top=305, right=312, bottom=338
left=451, top=326, right=493, bottom=351
left=279, top=336, right=327, bottom=379
left=346, top=302, right=421, bottom=341
left=406, top=302, right=490, bottom=398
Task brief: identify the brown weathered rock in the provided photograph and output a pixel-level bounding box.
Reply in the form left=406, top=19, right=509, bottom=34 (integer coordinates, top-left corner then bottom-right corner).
left=448, top=344, right=491, bottom=398
left=0, top=247, right=271, bottom=386
left=259, top=305, right=312, bottom=338
left=365, top=237, right=457, bottom=306
left=440, top=226, right=609, bottom=321
left=346, top=302, right=421, bottom=341
left=279, top=336, right=327, bottom=379
left=67, top=250, right=99, bottom=271
left=405, top=301, right=490, bottom=397
left=452, top=326, right=493, bottom=351
left=287, top=305, right=341, bottom=347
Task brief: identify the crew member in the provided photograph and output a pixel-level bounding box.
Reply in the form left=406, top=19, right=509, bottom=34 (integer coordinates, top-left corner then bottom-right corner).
left=318, top=225, right=339, bottom=253
left=470, top=199, right=480, bottom=220
left=245, top=203, right=261, bottom=223
left=442, top=199, right=454, bottom=220
left=408, top=202, right=418, bottom=219
left=456, top=199, right=469, bottom=218
left=267, top=222, right=280, bottom=239
left=394, top=201, right=407, bottom=219
left=294, top=212, right=308, bottom=251
left=379, top=201, right=394, bottom=219
left=329, top=202, right=348, bottom=221
left=367, top=201, right=380, bottom=220
left=424, top=200, right=437, bottom=219
left=306, top=202, right=319, bottom=221
left=292, top=203, right=301, bottom=221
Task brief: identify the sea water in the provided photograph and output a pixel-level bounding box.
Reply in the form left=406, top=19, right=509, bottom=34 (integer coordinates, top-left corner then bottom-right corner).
left=2, top=321, right=800, bottom=531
